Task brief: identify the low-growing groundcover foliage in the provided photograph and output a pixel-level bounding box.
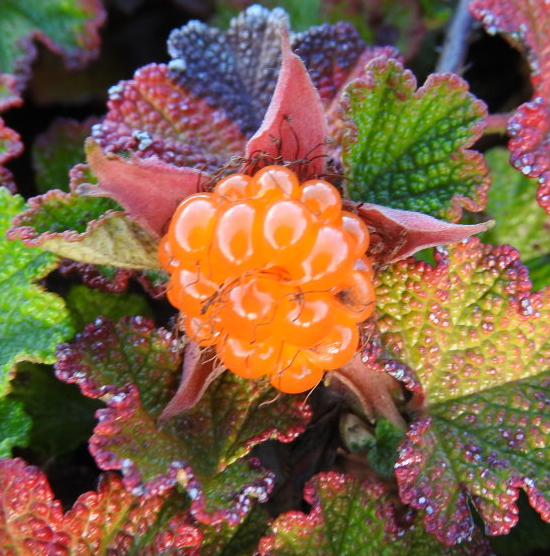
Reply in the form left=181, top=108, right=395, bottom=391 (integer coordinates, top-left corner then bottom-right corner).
left=2, top=0, right=550, bottom=554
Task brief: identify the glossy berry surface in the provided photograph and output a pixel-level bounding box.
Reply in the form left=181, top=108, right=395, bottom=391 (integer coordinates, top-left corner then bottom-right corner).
left=159, top=165, right=375, bottom=393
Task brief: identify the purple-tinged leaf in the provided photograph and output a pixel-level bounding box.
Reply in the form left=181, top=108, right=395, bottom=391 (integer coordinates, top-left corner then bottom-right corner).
left=32, top=117, right=98, bottom=193
left=167, top=6, right=288, bottom=136
left=0, top=118, right=23, bottom=165
left=258, top=471, right=492, bottom=555
left=354, top=201, right=493, bottom=264
left=81, top=140, right=209, bottom=237
left=0, top=0, right=105, bottom=91
left=244, top=29, right=327, bottom=179
left=376, top=238, right=550, bottom=543
left=55, top=317, right=311, bottom=524
left=341, top=57, right=489, bottom=221
left=90, top=64, right=246, bottom=173
left=0, top=458, right=202, bottom=556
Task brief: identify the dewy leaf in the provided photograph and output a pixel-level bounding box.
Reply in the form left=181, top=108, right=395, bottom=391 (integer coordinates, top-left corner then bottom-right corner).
left=470, top=1, right=550, bottom=215
left=0, top=458, right=202, bottom=556
left=258, top=472, right=492, bottom=556
left=0, top=0, right=105, bottom=90
left=8, top=363, right=100, bottom=457
left=0, top=398, right=31, bottom=457
left=0, top=187, right=73, bottom=398
left=55, top=316, right=311, bottom=524
left=341, top=57, right=489, bottom=222
left=32, top=117, right=98, bottom=193
left=376, top=238, right=550, bottom=544
left=482, top=147, right=550, bottom=262
left=8, top=189, right=161, bottom=270
left=81, top=141, right=210, bottom=238
left=91, top=64, right=246, bottom=174
left=167, top=5, right=288, bottom=136
left=244, top=29, right=328, bottom=179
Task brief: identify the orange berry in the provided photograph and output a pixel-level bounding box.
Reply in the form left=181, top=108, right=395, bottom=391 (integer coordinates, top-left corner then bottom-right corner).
left=300, top=179, right=342, bottom=221
left=217, top=336, right=269, bottom=379
left=270, top=348, right=324, bottom=393
left=214, top=173, right=252, bottom=201
left=292, top=225, right=355, bottom=290
left=168, top=194, right=218, bottom=263
left=218, top=275, right=283, bottom=343
left=305, top=316, right=359, bottom=370
left=334, top=270, right=375, bottom=322
left=340, top=212, right=370, bottom=256
left=167, top=268, right=219, bottom=317
left=185, top=314, right=221, bottom=347
left=210, top=201, right=265, bottom=278
left=249, top=165, right=300, bottom=200
left=275, top=292, right=334, bottom=347
left=262, top=198, right=316, bottom=265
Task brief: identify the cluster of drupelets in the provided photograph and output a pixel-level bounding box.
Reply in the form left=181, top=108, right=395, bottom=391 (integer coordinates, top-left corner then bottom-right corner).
left=158, top=166, right=375, bottom=393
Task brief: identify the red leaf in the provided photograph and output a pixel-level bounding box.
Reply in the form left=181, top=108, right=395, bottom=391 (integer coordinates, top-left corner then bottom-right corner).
left=80, top=140, right=209, bottom=237
left=244, top=29, right=328, bottom=179
left=91, top=64, right=246, bottom=173
left=355, top=201, right=493, bottom=264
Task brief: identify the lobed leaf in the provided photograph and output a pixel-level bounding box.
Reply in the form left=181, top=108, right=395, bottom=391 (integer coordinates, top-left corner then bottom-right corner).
left=258, top=472, right=491, bottom=555
left=8, top=188, right=160, bottom=270
left=90, top=64, right=246, bottom=173
left=482, top=147, right=550, bottom=262
left=0, top=0, right=105, bottom=91
left=55, top=317, right=311, bottom=524
left=0, top=187, right=73, bottom=397
left=376, top=238, right=550, bottom=543
left=341, top=57, right=489, bottom=221
left=167, top=5, right=287, bottom=136
left=0, top=458, right=202, bottom=556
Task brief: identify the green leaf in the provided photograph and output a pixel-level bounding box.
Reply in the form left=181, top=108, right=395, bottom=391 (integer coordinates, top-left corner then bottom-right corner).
left=8, top=363, right=100, bottom=456
left=341, top=57, right=488, bottom=221
left=0, top=187, right=73, bottom=397
left=8, top=189, right=161, bottom=270
left=482, top=147, right=550, bottom=261
left=0, top=398, right=30, bottom=457
left=0, top=0, right=105, bottom=87
left=258, top=472, right=491, bottom=555
left=32, top=117, right=97, bottom=193
left=66, top=284, right=153, bottom=332
left=55, top=317, right=311, bottom=525
left=376, top=238, right=550, bottom=544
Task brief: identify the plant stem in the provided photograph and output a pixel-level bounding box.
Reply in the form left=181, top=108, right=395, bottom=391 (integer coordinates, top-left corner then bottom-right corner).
left=436, top=0, right=474, bottom=74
